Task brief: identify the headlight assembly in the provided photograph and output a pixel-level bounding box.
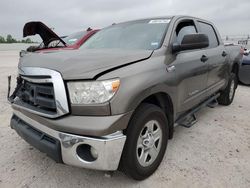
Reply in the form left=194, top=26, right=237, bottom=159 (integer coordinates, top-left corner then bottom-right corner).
left=67, top=79, right=120, bottom=104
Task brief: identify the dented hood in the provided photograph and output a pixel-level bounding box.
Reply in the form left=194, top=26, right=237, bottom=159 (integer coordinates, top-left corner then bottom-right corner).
left=18, top=49, right=153, bottom=80
left=23, top=21, right=66, bottom=47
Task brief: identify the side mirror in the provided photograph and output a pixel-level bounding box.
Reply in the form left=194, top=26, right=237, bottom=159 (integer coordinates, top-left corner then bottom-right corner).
left=172, top=33, right=209, bottom=53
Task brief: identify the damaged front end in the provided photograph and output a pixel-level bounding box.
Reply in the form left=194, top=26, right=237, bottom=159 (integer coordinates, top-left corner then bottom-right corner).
left=7, top=76, right=23, bottom=103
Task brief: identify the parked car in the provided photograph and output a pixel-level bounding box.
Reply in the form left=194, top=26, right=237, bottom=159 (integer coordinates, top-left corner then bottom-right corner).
left=224, top=43, right=246, bottom=84
left=8, top=16, right=243, bottom=180
left=23, top=21, right=99, bottom=53
left=239, top=50, right=250, bottom=85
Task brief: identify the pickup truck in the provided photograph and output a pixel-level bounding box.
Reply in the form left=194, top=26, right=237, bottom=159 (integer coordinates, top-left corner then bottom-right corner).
left=8, top=16, right=243, bottom=180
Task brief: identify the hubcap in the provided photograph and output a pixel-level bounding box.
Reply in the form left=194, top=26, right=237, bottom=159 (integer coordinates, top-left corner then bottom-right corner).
left=136, top=120, right=162, bottom=167
left=229, top=79, right=235, bottom=100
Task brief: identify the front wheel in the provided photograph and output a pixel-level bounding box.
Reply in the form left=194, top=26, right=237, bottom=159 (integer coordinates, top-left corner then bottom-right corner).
left=218, top=73, right=237, bottom=105
left=120, top=103, right=168, bottom=180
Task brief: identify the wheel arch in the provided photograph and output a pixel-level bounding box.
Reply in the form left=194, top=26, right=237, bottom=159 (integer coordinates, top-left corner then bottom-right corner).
left=125, top=90, right=175, bottom=139
left=231, top=62, right=239, bottom=79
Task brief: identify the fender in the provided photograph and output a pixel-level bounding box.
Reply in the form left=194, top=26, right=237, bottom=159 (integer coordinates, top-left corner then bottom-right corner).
left=129, top=84, right=176, bottom=112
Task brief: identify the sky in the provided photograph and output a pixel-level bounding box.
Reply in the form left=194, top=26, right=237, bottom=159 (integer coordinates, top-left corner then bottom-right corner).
left=0, top=0, right=250, bottom=40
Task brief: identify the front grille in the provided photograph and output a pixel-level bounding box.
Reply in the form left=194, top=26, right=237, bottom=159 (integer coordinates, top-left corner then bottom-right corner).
left=12, top=67, right=69, bottom=118
left=17, top=80, right=57, bottom=113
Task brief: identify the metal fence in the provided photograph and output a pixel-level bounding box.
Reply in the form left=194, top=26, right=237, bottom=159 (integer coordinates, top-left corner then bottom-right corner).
left=222, top=35, right=250, bottom=48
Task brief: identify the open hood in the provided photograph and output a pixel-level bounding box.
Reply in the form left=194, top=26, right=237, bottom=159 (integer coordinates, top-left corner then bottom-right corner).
left=23, top=21, right=66, bottom=47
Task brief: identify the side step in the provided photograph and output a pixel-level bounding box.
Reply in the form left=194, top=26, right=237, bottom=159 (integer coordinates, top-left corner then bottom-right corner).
left=179, top=114, right=197, bottom=128
left=207, top=99, right=218, bottom=108
left=176, top=93, right=220, bottom=128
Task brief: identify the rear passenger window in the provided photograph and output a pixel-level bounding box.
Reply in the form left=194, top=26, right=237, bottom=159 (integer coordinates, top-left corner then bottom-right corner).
left=198, top=22, right=219, bottom=48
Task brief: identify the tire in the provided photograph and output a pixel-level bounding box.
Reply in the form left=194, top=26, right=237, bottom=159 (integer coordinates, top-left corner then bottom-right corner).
left=218, top=73, right=237, bottom=105
left=120, top=103, right=168, bottom=180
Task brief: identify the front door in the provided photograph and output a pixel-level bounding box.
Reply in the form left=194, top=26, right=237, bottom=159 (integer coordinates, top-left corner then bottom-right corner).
left=170, top=19, right=209, bottom=114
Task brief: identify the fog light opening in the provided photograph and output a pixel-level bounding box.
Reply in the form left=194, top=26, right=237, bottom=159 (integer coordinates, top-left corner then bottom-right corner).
left=76, top=144, right=98, bottom=162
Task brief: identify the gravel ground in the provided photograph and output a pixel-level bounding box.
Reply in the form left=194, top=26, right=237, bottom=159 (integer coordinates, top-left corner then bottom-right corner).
left=0, top=51, right=249, bottom=188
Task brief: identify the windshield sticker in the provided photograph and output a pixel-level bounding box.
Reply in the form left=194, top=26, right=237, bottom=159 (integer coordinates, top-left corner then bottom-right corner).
left=148, top=19, right=170, bottom=24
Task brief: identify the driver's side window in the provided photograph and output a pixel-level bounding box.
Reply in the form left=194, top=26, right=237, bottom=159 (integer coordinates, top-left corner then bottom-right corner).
left=174, top=21, right=197, bottom=44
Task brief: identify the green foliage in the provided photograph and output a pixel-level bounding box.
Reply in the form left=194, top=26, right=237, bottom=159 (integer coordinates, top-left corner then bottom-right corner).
left=0, top=34, right=35, bottom=43
left=6, top=34, right=17, bottom=43
left=0, top=36, right=5, bottom=43
left=24, top=38, right=32, bottom=43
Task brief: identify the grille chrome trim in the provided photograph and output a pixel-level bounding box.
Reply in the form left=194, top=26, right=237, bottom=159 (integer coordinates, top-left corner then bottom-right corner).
left=12, top=67, right=69, bottom=118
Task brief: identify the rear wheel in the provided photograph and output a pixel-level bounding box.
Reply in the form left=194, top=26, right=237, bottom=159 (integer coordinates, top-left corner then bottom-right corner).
left=120, top=103, right=168, bottom=180
left=218, top=73, right=237, bottom=105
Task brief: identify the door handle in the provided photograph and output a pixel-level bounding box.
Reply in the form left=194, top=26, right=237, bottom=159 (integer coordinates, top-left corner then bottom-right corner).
left=222, top=51, right=227, bottom=57
left=200, top=55, right=208, bottom=62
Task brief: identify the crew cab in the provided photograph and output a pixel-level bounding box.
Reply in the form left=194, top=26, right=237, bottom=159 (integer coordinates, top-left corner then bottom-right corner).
left=8, top=16, right=242, bottom=180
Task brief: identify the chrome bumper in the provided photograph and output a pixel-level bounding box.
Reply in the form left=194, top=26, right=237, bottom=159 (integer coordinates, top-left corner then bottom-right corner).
left=12, top=110, right=126, bottom=171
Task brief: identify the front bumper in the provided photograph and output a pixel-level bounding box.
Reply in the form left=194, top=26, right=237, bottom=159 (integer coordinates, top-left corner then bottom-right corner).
left=11, top=110, right=126, bottom=171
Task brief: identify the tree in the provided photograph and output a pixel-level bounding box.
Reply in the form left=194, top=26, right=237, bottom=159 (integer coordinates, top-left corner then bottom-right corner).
left=25, top=38, right=32, bottom=43
left=6, top=34, right=13, bottom=43
left=0, top=36, right=6, bottom=43
left=0, top=34, right=35, bottom=43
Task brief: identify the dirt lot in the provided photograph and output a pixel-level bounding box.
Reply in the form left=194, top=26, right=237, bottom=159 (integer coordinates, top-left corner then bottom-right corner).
left=0, top=51, right=249, bottom=188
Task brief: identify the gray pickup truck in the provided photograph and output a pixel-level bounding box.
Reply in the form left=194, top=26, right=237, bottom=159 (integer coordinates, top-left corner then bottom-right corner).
left=9, top=16, right=243, bottom=180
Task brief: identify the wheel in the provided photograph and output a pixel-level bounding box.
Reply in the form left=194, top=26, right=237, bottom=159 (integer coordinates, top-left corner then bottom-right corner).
left=218, top=73, right=237, bottom=105
left=120, top=103, right=168, bottom=180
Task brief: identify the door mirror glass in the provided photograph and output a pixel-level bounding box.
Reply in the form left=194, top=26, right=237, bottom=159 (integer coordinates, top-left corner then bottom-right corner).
left=172, top=33, right=209, bottom=53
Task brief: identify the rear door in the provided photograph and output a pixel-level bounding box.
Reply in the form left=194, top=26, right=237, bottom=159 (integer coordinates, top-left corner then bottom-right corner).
left=170, top=19, right=209, bottom=113
left=197, top=21, right=228, bottom=96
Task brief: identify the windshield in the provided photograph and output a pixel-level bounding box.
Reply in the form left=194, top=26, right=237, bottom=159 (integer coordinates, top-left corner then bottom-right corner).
left=81, top=19, right=170, bottom=50
left=64, top=31, right=87, bottom=45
